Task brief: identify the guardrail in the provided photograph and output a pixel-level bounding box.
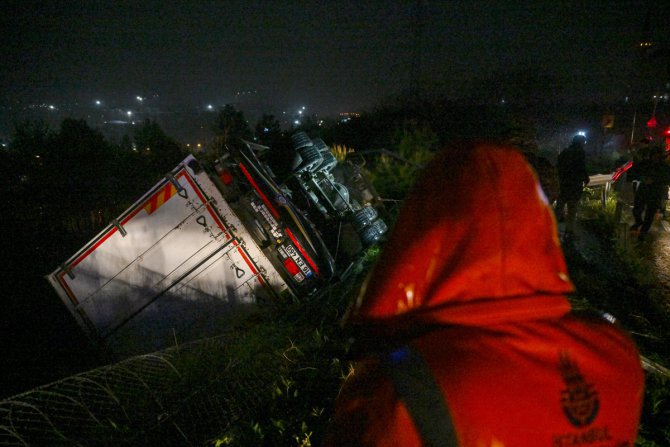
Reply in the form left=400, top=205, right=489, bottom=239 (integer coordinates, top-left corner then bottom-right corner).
left=588, top=173, right=614, bottom=187
left=588, top=173, right=614, bottom=208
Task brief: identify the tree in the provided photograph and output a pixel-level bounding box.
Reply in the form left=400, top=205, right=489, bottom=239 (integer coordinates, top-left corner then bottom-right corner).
left=133, top=119, right=185, bottom=177
left=212, top=105, right=253, bottom=157
left=254, top=113, right=283, bottom=146
left=365, top=121, right=437, bottom=200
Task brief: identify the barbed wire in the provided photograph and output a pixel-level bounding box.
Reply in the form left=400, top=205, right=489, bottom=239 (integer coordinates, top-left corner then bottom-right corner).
left=0, top=332, right=275, bottom=446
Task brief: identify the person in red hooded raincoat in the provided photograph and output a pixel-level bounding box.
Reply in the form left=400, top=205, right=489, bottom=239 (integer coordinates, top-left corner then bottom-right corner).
left=323, top=142, right=643, bottom=447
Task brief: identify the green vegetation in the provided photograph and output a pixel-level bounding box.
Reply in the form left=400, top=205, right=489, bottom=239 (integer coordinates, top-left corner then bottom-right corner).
left=363, top=120, right=437, bottom=200
left=204, top=191, right=670, bottom=446
left=0, top=118, right=189, bottom=396
left=202, top=189, right=670, bottom=447
left=2, top=102, right=669, bottom=445
left=574, top=193, right=670, bottom=446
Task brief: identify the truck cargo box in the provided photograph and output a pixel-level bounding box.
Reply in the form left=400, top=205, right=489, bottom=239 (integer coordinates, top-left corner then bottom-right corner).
left=48, top=155, right=291, bottom=357
left=48, top=133, right=387, bottom=358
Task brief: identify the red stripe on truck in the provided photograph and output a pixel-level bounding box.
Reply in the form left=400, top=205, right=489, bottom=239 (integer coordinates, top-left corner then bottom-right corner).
left=238, top=163, right=280, bottom=219
left=285, top=228, right=319, bottom=274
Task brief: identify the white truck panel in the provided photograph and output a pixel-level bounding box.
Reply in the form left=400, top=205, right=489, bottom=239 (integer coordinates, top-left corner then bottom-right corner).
left=48, top=155, right=289, bottom=357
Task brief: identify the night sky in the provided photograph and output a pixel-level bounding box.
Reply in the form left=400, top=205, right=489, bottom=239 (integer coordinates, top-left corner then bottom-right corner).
left=2, top=1, right=661, bottom=118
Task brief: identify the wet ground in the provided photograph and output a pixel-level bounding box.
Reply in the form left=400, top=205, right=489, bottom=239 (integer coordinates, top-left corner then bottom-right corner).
left=648, top=220, right=670, bottom=283
left=567, top=204, right=670, bottom=310
left=640, top=219, right=670, bottom=308
left=609, top=203, right=670, bottom=284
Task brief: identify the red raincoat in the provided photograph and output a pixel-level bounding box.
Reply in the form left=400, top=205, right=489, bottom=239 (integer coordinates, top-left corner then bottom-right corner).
left=325, top=143, right=643, bottom=446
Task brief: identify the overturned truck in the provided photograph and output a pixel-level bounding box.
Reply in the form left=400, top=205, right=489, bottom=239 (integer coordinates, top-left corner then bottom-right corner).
left=48, top=132, right=387, bottom=357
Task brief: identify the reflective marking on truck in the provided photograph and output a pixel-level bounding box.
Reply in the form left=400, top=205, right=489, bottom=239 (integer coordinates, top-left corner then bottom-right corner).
left=282, top=257, right=306, bottom=282
left=285, top=228, right=319, bottom=274
left=65, top=171, right=219, bottom=276
left=57, top=274, right=80, bottom=305
left=62, top=171, right=189, bottom=274
left=232, top=264, right=245, bottom=278
left=284, top=244, right=312, bottom=278
left=122, top=171, right=190, bottom=227
left=182, top=172, right=229, bottom=235
left=235, top=244, right=264, bottom=286
left=144, top=182, right=178, bottom=215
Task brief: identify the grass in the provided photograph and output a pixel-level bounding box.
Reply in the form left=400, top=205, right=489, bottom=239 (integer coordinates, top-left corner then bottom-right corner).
left=203, top=253, right=374, bottom=446
left=6, top=194, right=668, bottom=446
left=203, top=194, right=670, bottom=446
left=572, top=194, right=670, bottom=446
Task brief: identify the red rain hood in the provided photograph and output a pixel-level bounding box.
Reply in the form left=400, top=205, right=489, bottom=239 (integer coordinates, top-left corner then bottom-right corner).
left=352, top=143, right=574, bottom=326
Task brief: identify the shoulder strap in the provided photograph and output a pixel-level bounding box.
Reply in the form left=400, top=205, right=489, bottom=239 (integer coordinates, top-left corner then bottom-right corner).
left=381, top=345, right=459, bottom=446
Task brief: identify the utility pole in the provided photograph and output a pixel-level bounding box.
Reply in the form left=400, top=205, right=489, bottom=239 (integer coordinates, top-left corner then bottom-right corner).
left=630, top=3, right=655, bottom=144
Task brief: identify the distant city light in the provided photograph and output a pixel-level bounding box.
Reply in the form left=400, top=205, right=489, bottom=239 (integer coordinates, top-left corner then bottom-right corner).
left=263, top=127, right=269, bottom=132
left=127, top=111, right=133, bottom=116
left=136, top=96, right=144, bottom=102
left=294, top=120, right=300, bottom=125
left=48, top=105, right=55, bottom=110
left=207, top=104, right=214, bottom=110
left=298, top=110, right=303, bottom=115
left=95, top=100, right=101, bottom=106
left=301, top=106, right=305, bottom=110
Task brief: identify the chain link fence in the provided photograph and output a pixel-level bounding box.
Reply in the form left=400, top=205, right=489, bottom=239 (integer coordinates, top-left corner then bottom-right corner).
left=0, top=332, right=275, bottom=446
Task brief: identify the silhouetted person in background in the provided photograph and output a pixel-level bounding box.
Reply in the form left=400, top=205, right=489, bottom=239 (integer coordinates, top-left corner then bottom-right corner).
left=629, top=145, right=670, bottom=241
left=323, top=142, right=643, bottom=447
left=555, top=135, right=590, bottom=237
